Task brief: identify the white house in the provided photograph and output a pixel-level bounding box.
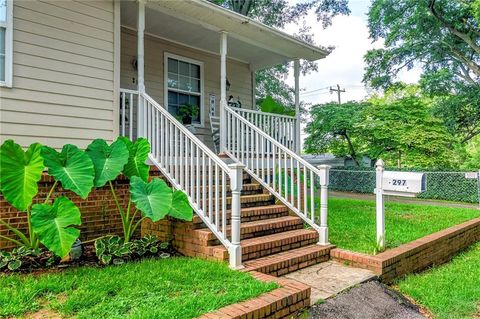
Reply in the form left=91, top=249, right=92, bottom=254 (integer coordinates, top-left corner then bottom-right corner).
left=0, top=0, right=333, bottom=269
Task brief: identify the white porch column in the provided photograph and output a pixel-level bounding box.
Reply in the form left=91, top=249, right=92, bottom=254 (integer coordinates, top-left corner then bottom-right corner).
left=219, top=31, right=228, bottom=153
left=294, top=59, right=301, bottom=154
left=137, top=0, right=146, bottom=138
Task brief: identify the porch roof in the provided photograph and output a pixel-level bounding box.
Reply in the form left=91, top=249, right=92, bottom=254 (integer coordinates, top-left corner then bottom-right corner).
left=121, top=0, right=329, bottom=70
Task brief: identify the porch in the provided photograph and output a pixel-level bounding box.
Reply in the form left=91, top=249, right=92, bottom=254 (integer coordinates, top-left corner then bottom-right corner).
left=118, top=0, right=330, bottom=270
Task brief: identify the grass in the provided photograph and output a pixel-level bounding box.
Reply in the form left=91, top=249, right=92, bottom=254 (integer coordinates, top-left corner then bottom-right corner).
left=0, top=257, right=278, bottom=319
left=327, top=197, right=480, bottom=254
left=397, top=243, right=480, bottom=319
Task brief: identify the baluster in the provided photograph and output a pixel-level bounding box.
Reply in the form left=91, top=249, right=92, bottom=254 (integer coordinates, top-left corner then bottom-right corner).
left=297, top=161, right=301, bottom=210
left=215, top=164, right=219, bottom=231
left=121, top=93, right=126, bottom=136
left=310, top=170, right=314, bottom=221
left=196, top=146, right=200, bottom=204
left=290, top=157, right=294, bottom=204
left=202, top=152, right=206, bottom=215
left=303, top=166, right=307, bottom=215
left=272, top=144, right=276, bottom=192
left=208, top=158, right=213, bottom=223
left=222, top=171, right=226, bottom=237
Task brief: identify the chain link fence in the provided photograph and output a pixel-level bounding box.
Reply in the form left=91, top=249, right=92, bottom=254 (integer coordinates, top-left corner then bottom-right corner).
left=329, top=168, right=480, bottom=204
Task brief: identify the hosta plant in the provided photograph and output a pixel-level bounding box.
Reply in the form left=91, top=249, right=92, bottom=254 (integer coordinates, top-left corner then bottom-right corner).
left=95, top=235, right=133, bottom=265
left=86, top=137, right=193, bottom=242
left=95, top=235, right=169, bottom=265
left=0, top=246, right=40, bottom=271
left=0, top=140, right=93, bottom=258
left=131, top=234, right=168, bottom=257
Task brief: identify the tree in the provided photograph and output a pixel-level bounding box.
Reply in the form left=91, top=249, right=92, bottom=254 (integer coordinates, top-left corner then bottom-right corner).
left=304, top=101, right=368, bottom=166
left=364, top=0, right=480, bottom=143
left=209, top=0, right=350, bottom=107
left=362, top=86, right=457, bottom=168
left=304, top=85, right=457, bottom=168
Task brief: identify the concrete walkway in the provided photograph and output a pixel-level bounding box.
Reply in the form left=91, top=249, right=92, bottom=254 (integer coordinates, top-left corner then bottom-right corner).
left=331, top=191, right=479, bottom=210
left=283, top=261, right=377, bottom=305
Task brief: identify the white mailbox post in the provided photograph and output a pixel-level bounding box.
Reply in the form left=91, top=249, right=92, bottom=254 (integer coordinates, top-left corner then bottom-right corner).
left=374, top=160, right=426, bottom=250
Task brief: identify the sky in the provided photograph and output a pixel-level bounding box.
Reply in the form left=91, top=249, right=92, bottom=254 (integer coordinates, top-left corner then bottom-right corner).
left=284, top=0, right=422, bottom=106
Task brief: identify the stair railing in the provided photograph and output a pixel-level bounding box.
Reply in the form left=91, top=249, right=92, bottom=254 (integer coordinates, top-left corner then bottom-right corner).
left=119, top=89, right=245, bottom=269
left=231, top=107, right=297, bottom=150
left=224, top=105, right=330, bottom=245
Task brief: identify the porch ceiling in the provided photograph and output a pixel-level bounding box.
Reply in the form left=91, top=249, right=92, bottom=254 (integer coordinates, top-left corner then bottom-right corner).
left=121, top=0, right=328, bottom=70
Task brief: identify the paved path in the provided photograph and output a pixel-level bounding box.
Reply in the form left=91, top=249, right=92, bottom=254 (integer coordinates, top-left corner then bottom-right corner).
left=283, top=261, right=376, bottom=305
left=331, top=191, right=479, bottom=210
left=304, top=281, right=425, bottom=319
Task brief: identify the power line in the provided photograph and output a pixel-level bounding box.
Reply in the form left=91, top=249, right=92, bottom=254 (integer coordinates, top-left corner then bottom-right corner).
left=330, top=84, right=346, bottom=104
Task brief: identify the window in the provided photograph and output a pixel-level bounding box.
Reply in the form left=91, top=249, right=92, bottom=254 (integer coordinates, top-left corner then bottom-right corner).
left=165, top=54, right=203, bottom=125
left=0, top=0, right=12, bottom=87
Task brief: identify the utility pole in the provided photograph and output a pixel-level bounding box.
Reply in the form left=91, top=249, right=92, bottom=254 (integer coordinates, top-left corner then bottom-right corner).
left=330, top=84, right=346, bottom=104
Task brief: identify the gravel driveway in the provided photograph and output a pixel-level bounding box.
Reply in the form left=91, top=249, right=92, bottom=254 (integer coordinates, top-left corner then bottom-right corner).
left=303, top=280, right=426, bottom=319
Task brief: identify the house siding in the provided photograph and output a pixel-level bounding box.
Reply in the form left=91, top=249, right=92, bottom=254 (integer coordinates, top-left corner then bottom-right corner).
left=120, top=27, right=254, bottom=149
left=0, top=0, right=116, bottom=149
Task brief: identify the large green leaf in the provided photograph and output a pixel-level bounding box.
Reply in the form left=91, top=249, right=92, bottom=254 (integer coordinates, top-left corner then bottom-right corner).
left=31, top=196, right=81, bottom=258
left=168, top=190, right=193, bottom=221
left=130, top=176, right=172, bottom=222
left=0, top=140, right=44, bottom=211
left=86, top=139, right=129, bottom=187
left=118, top=137, right=150, bottom=182
left=41, top=145, right=94, bottom=199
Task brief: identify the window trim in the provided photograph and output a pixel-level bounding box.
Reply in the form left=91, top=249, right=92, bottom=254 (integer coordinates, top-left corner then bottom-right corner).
left=0, top=0, right=12, bottom=88
left=164, top=52, right=205, bottom=127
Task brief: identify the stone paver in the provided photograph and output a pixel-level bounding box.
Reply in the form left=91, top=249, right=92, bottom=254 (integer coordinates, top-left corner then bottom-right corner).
left=283, top=261, right=377, bottom=305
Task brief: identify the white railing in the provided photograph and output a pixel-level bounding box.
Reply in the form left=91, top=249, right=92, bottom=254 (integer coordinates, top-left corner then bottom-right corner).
left=225, top=105, right=330, bottom=244
left=119, top=89, right=244, bottom=269
left=231, top=107, right=297, bottom=150
left=120, top=89, right=138, bottom=140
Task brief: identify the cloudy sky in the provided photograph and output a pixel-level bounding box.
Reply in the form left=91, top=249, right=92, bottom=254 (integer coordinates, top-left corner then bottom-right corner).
left=284, top=0, right=422, bottom=106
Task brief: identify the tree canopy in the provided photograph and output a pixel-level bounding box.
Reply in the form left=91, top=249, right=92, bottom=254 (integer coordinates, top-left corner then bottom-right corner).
left=304, top=85, right=457, bottom=168
left=364, top=0, right=480, bottom=144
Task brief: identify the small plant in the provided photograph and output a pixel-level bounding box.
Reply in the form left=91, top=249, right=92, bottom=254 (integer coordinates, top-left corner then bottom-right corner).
left=0, top=246, right=40, bottom=271
left=176, top=103, right=199, bottom=125
left=132, top=235, right=168, bottom=257
left=0, top=140, right=93, bottom=258
left=86, top=137, right=193, bottom=243
left=95, top=236, right=132, bottom=265
left=95, top=235, right=169, bottom=265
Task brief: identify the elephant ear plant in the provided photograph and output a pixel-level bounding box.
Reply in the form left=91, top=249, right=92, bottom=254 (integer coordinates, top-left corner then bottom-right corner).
left=0, top=140, right=94, bottom=258
left=86, top=137, right=193, bottom=243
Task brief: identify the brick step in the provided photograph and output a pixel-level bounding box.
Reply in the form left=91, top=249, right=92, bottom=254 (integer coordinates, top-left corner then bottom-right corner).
left=199, top=193, right=275, bottom=209
left=211, top=229, right=319, bottom=261
left=191, top=204, right=290, bottom=228
left=243, top=244, right=334, bottom=277
left=194, top=216, right=304, bottom=245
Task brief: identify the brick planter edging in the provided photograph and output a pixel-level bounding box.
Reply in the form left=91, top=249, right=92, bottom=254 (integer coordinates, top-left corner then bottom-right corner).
left=197, top=271, right=310, bottom=319
left=331, top=217, right=480, bottom=283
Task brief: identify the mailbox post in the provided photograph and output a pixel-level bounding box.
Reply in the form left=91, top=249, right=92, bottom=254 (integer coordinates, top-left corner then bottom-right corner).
left=375, top=160, right=385, bottom=249
left=374, top=159, right=426, bottom=250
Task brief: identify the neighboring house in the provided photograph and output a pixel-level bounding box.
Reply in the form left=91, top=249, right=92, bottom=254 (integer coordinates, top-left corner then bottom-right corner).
left=0, top=0, right=333, bottom=270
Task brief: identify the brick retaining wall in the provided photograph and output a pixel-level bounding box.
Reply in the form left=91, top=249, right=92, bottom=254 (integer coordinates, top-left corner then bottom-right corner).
left=332, top=217, right=480, bottom=282
left=197, top=271, right=310, bottom=319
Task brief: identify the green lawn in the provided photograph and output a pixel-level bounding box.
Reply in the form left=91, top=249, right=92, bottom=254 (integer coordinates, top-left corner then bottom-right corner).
left=0, top=257, right=277, bottom=319
left=327, top=197, right=480, bottom=254
left=397, top=243, right=480, bottom=319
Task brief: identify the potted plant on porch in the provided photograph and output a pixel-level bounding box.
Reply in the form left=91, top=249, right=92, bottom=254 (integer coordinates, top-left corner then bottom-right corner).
left=177, top=103, right=199, bottom=125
